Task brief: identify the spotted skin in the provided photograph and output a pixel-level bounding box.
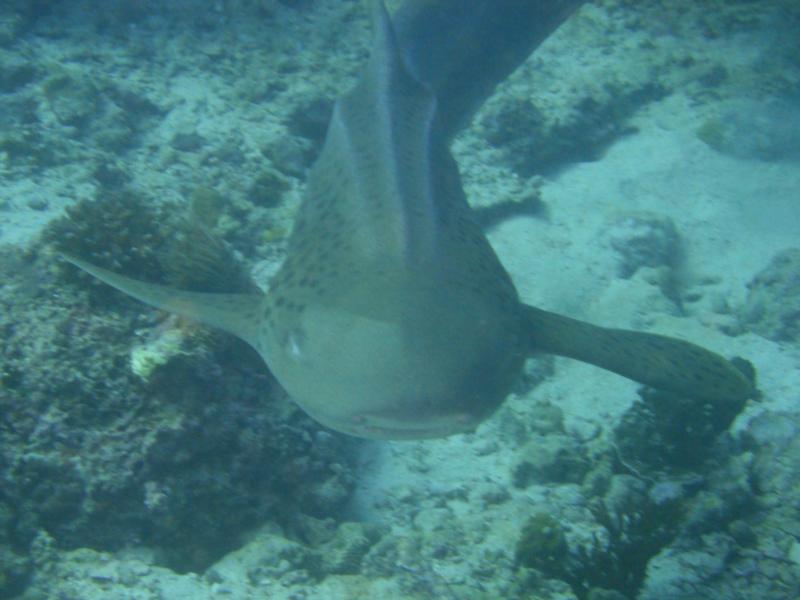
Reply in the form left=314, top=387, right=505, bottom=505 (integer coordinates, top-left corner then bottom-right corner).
left=523, top=306, right=754, bottom=402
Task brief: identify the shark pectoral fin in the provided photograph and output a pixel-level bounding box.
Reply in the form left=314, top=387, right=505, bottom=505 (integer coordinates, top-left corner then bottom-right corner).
left=522, top=304, right=756, bottom=402
left=62, top=254, right=264, bottom=347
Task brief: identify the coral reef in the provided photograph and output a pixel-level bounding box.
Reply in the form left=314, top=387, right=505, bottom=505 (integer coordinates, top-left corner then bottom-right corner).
left=479, top=0, right=800, bottom=177
left=248, top=167, right=292, bottom=209
left=480, top=83, right=661, bottom=176
left=636, top=412, right=800, bottom=599
left=515, top=512, right=569, bottom=574
left=741, top=247, right=800, bottom=342
left=513, top=434, right=590, bottom=487
left=43, top=187, right=171, bottom=289
left=310, top=522, right=383, bottom=576
left=129, top=326, right=187, bottom=381
left=612, top=367, right=753, bottom=472
left=0, top=245, right=357, bottom=579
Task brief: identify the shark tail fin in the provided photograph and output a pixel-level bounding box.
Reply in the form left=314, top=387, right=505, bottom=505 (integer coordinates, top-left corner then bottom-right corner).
left=522, top=304, right=756, bottom=402
left=63, top=253, right=265, bottom=348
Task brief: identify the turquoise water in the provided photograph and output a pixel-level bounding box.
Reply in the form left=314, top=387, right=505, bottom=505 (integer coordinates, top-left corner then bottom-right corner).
left=1, top=1, right=799, bottom=599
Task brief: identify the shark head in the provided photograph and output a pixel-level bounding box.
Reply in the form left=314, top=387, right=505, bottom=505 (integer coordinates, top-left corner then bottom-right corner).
left=257, top=269, right=527, bottom=439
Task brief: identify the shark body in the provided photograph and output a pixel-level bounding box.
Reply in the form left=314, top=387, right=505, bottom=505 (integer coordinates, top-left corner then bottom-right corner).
left=65, top=1, right=754, bottom=439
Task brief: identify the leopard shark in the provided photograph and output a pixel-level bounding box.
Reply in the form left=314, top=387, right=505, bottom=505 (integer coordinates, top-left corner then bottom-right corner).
left=64, top=1, right=754, bottom=439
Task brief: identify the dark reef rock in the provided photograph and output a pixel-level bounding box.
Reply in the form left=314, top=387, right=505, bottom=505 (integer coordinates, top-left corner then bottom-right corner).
left=741, top=247, right=800, bottom=342
left=287, top=95, right=334, bottom=145
left=248, top=167, right=292, bottom=208
left=0, top=243, right=357, bottom=576
left=515, top=512, right=569, bottom=574
left=0, top=495, right=32, bottom=598
left=0, top=50, right=37, bottom=93
left=612, top=369, right=752, bottom=473
left=42, top=188, right=171, bottom=293
left=170, top=130, right=207, bottom=153
left=479, top=82, right=665, bottom=176
left=41, top=67, right=163, bottom=154
left=42, top=72, right=100, bottom=128
left=512, top=434, right=589, bottom=487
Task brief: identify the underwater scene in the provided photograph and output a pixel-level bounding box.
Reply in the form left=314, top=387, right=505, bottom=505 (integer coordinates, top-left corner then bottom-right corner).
left=1, top=0, right=799, bottom=598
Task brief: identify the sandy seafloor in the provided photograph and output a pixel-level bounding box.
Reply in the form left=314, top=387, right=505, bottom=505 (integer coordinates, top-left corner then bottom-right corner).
left=1, top=1, right=800, bottom=599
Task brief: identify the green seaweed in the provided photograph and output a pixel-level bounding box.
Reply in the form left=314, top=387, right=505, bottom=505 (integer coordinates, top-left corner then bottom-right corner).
left=44, top=188, right=170, bottom=287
